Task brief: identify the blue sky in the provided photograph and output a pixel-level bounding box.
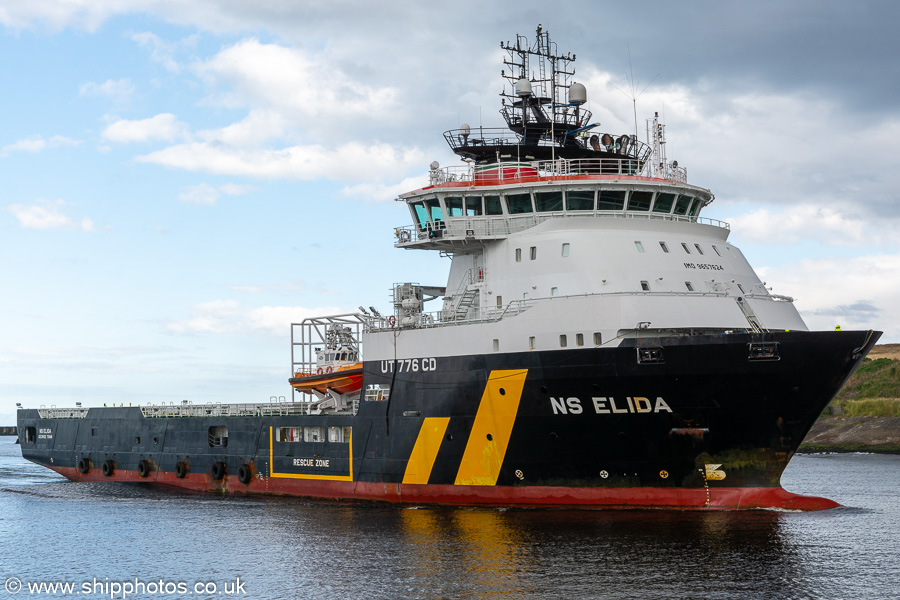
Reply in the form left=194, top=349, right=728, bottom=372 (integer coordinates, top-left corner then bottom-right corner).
left=2, top=1, right=899, bottom=423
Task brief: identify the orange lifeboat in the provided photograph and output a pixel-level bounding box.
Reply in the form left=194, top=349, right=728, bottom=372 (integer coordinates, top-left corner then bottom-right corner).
left=289, top=362, right=363, bottom=395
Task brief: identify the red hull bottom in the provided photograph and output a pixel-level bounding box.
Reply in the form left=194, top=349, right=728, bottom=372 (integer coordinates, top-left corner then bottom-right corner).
left=49, top=466, right=840, bottom=511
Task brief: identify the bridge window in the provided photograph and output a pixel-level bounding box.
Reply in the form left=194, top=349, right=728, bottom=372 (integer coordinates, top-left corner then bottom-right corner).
left=673, top=195, right=692, bottom=215
left=425, top=198, right=444, bottom=222
left=485, top=195, right=503, bottom=215
left=411, top=201, right=429, bottom=230
left=597, top=190, right=626, bottom=211
left=445, top=196, right=464, bottom=217
left=506, top=193, right=533, bottom=214
left=465, top=196, right=483, bottom=216
left=565, top=190, right=595, bottom=210
left=535, top=190, right=563, bottom=212
left=628, top=191, right=653, bottom=212
left=653, top=192, right=676, bottom=213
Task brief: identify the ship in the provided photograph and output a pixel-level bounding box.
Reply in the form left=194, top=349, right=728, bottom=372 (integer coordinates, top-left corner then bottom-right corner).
left=17, top=26, right=880, bottom=510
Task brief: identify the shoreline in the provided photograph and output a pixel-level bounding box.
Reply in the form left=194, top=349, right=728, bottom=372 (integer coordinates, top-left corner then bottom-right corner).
left=798, top=416, right=900, bottom=454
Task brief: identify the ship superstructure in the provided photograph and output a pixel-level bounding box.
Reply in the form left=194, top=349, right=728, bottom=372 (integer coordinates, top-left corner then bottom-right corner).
left=17, top=27, right=879, bottom=510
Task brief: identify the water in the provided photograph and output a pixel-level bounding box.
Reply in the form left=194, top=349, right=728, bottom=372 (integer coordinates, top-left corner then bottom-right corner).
left=1, top=436, right=898, bottom=599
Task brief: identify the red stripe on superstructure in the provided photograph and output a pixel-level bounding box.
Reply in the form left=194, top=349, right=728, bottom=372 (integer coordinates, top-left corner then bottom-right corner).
left=49, top=466, right=839, bottom=511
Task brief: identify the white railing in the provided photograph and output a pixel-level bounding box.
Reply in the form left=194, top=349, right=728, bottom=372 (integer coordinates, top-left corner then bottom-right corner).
left=426, top=156, right=690, bottom=186
left=394, top=211, right=729, bottom=246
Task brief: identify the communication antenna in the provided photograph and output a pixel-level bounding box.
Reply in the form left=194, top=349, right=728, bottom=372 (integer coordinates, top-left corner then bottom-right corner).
left=611, top=45, right=658, bottom=139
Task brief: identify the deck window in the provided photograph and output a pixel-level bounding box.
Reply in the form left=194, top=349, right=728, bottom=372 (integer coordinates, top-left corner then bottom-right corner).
left=551, top=287, right=558, bottom=296
left=485, top=195, right=503, bottom=215
left=530, top=246, right=537, bottom=260
left=506, top=193, right=533, bottom=214
left=535, top=191, right=563, bottom=212
left=529, top=336, right=536, bottom=350
left=712, top=245, right=722, bottom=257
left=24, top=427, right=36, bottom=444
left=445, top=196, right=464, bottom=217
left=628, top=191, right=653, bottom=212
left=565, top=190, right=595, bottom=211
left=364, top=384, right=390, bottom=402
left=634, top=241, right=645, bottom=253
left=208, top=426, right=228, bottom=448
left=304, top=427, right=324, bottom=443
left=659, top=241, right=669, bottom=253
left=493, top=339, right=500, bottom=351
left=561, top=243, right=570, bottom=257
left=685, top=281, right=694, bottom=292
left=560, top=334, right=568, bottom=348
left=593, top=332, right=602, bottom=346
left=673, top=195, right=693, bottom=215
left=653, top=192, right=676, bottom=213
left=576, top=333, right=584, bottom=347
left=275, top=427, right=302, bottom=442
left=641, top=281, right=651, bottom=291
left=597, top=190, right=626, bottom=211
left=465, top=196, right=483, bottom=216
left=681, top=243, right=691, bottom=254
left=694, top=244, right=704, bottom=255
left=496, top=295, right=503, bottom=308
left=515, top=248, right=522, bottom=262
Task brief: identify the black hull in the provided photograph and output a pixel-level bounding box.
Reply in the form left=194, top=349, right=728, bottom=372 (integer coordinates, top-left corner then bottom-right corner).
left=17, top=330, right=878, bottom=509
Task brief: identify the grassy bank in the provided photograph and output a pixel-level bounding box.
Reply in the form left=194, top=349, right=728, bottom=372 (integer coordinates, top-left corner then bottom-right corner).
left=799, top=351, right=900, bottom=452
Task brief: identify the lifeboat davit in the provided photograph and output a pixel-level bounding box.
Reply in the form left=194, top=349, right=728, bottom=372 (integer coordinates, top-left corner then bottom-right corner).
left=289, top=363, right=363, bottom=395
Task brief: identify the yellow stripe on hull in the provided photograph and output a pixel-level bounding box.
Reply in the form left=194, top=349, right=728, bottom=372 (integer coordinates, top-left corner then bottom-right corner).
left=454, top=369, right=528, bottom=486
left=402, top=417, right=451, bottom=485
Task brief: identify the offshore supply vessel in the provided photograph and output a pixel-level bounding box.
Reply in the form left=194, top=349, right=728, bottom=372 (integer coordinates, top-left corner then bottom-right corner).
left=18, top=27, right=879, bottom=509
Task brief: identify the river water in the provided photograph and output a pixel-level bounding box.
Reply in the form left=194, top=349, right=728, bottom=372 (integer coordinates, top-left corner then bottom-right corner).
left=0, top=436, right=897, bottom=599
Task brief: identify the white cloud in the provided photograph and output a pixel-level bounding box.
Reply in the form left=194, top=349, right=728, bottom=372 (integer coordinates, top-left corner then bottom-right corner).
left=193, top=38, right=401, bottom=139
left=340, top=174, right=430, bottom=203
left=6, top=199, right=100, bottom=232
left=725, top=205, right=877, bottom=246
left=137, top=140, right=425, bottom=182
left=761, top=254, right=900, bottom=339
left=79, top=78, right=135, bottom=101
left=102, top=113, right=187, bottom=143
left=1, top=135, right=81, bottom=156
left=165, top=300, right=346, bottom=335
left=178, top=182, right=255, bottom=206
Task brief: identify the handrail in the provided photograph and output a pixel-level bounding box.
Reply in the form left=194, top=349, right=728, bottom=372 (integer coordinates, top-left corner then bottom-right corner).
left=394, top=211, right=730, bottom=246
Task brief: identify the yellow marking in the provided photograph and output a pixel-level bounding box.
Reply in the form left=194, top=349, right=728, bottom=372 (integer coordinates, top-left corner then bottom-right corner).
left=402, top=417, right=451, bottom=485
left=268, top=426, right=353, bottom=482
left=454, top=369, right=528, bottom=486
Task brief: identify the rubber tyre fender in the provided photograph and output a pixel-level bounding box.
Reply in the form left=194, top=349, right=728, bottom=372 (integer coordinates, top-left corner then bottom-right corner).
left=210, top=461, right=227, bottom=481
left=77, top=458, right=90, bottom=474
left=174, top=461, right=188, bottom=479
left=137, top=459, right=150, bottom=478
left=101, top=460, right=115, bottom=477
left=237, top=463, right=252, bottom=485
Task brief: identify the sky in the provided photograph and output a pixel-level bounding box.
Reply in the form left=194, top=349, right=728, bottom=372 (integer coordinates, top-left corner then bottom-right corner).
left=2, top=1, right=899, bottom=423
